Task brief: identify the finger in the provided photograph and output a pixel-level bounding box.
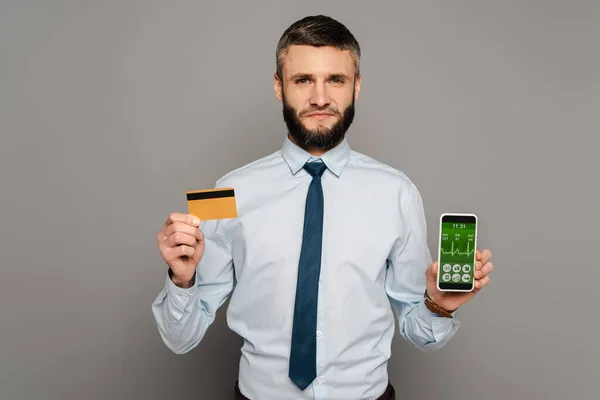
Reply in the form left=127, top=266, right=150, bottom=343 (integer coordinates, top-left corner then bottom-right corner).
left=157, top=232, right=170, bottom=251
left=164, top=213, right=201, bottom=228
left=475, top=260, right=483, bottom=271
left=178, top=244, right=196, bottom=258
left=158, top=229, right=203, bottom=255
left=474, top=275, right=490, bottom=289
left=474, top=262, right=494, bottom=279
left=163, top=212, right=186, bottom=228
left=476, top=249, right=481, bottom=261
left=425, top=262, right=438, bottom=282
left=163, top=244, right=195, bottom=263
left=481, top=249, right=492, bottom=265
left=164, top=221, right=203, bottom=242
left=168, top=231, right=198, bottom=248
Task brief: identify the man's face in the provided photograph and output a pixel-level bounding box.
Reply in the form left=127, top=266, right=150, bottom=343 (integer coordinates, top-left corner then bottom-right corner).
left=274, top=45, right=361, bottom=153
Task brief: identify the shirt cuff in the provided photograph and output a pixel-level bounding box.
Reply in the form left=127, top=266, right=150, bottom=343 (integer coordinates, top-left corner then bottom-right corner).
left=164, top=269, right=198, bottom=315
left=417, top=300, right=459, bottom=343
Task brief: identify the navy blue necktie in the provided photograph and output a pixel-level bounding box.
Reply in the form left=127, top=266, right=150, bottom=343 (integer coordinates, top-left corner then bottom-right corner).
left=289, top=161, right=327, bottom=391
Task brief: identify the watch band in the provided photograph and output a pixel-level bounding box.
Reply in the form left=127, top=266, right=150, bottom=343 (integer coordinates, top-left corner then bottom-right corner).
left=424, top=290, right=455, bottom=319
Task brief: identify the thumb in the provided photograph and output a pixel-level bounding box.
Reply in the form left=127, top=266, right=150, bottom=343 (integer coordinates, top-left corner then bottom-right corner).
left=426, top=261, right=438, bottom=284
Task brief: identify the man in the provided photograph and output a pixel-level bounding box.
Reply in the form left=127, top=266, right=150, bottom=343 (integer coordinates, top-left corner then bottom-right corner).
left=152, top=15, right=494, bottom=400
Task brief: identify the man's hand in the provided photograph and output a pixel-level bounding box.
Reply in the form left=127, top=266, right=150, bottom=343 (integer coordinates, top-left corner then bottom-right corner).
left=425, top=249, right=494, bottom=312
left=157, top=213, right=205, bottom=288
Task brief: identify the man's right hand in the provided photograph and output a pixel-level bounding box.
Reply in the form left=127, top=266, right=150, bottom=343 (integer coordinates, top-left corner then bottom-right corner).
left=157, top=213, right=205, bottom=288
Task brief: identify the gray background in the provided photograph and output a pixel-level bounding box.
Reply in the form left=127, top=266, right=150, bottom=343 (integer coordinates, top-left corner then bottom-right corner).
left=1, top=0, right=598, bottom=399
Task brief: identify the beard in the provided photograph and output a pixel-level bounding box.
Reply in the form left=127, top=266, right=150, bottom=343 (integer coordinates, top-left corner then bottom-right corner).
left=282, top=90, right=355, bottom=152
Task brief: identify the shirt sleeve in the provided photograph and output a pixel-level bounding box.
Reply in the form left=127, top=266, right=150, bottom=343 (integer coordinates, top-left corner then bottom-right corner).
left=385, top=183, right=461, bottom=351
left=151, top=214, right=234, bottom=354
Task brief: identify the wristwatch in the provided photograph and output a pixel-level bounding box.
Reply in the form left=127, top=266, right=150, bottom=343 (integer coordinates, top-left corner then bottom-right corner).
left=424, top=290, right=456, bottom=319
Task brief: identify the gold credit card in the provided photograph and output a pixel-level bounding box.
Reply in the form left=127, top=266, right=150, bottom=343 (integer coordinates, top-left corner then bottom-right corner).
left=186, top=187, right=238, bottom=221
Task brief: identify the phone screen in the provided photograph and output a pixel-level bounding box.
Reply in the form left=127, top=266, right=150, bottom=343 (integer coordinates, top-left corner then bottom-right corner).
left=438, top=214, right=477, bottom=291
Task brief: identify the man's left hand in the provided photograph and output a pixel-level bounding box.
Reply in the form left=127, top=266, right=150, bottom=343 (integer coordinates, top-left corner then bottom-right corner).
left=425, top=249, right=494, bottom=313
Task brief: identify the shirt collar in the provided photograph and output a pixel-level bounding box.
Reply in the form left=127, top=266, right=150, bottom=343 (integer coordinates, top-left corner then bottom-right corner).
left=281, top=134, right=351, bottom=177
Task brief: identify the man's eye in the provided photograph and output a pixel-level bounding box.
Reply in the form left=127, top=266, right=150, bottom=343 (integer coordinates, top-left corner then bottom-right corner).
left=296, top=78, right=310, bottom=84
left=331, top=78, right=345, bottom=84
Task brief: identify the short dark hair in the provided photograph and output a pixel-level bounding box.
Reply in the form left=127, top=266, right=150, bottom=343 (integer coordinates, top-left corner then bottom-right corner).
left=276, top=15, right=361, bottom=79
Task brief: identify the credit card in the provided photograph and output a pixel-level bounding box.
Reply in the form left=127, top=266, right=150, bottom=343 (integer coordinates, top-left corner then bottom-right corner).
left=186, top=187, right=238, bottom=221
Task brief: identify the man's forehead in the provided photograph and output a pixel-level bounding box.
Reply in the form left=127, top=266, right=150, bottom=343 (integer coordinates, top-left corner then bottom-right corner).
left=281, top=45, right=355, bottom=76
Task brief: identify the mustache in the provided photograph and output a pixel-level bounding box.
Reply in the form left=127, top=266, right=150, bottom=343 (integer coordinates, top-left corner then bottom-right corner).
left=298, top=106, right=341, bottom=118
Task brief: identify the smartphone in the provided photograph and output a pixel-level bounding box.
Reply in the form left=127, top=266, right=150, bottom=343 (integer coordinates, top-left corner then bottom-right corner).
left=437, top=213, right=478, bottom=292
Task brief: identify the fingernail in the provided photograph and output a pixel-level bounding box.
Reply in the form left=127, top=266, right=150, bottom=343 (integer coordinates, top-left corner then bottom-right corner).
left=192, top=218, right=200, bottom=225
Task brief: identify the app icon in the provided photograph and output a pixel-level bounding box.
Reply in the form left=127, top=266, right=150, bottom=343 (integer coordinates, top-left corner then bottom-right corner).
left=442, top=273, right=451, bottom=282
left=452, top=274, right=461, bottom=282
left=462, top=274, right=470, bottom=282
left=442, top=264, right=452, bottom=273
left=462, top=264, right=472, bottom=273
left=453, top=264, right=461, bottom=273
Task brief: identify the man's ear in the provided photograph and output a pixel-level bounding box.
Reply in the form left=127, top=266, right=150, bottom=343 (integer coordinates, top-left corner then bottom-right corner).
left=274, top=72, right=283, bottom=101
left=354, top=74, right=361, bottom=101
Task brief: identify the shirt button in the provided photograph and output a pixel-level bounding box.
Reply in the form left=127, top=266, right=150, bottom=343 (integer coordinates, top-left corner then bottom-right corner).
left=316, top=330, right=322, bottom=337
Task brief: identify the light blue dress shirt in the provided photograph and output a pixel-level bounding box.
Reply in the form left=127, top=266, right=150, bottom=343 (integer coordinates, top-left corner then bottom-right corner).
left=152, top=135, right=460, bottom=400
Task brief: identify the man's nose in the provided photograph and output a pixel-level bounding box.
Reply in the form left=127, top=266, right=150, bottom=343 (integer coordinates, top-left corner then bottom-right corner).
left=309, top=81, right=330, bottom=107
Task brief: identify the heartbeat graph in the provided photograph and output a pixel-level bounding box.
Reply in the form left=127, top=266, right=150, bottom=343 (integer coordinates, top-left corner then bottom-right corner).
left=440, top=240, right=475, bottom=257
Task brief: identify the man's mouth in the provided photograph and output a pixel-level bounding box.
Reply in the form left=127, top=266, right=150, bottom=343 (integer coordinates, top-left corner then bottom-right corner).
left=306, top=112, right=334, bottom=119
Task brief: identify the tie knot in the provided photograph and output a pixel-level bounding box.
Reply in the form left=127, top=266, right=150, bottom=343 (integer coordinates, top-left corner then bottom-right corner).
left=303, top=162, right=327, bottom=178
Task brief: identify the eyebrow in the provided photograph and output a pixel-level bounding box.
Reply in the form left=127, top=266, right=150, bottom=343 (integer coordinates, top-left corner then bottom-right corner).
left=288, top=73, right=351, bottom=82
